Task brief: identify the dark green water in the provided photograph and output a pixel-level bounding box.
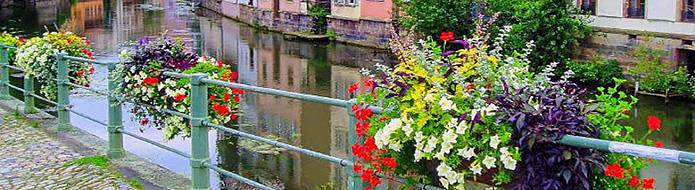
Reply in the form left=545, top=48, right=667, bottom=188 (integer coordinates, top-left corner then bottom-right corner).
left=1, top=0, right=694, bottom=189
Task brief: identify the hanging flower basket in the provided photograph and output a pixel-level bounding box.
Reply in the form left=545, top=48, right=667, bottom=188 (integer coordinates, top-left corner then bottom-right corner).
left=117, top=36, right=243, bottom=140
left=14, top=32, right=95, bottom=100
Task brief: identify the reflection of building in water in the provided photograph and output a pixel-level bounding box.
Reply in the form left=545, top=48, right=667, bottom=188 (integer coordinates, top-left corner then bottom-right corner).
left=329, top=65, right=363, bottom=190
left=66, top=0, right=104, bottom=33
left=36, top=0, right=60, bottom=26
left=199, top=11, right=387, bottom=189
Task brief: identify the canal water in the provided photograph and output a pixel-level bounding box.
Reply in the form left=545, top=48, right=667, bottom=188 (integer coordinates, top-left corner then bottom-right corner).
left=1, top=0, right=694, bottom=189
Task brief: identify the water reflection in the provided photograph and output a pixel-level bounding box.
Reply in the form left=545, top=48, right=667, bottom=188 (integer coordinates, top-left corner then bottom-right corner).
left=2, top=0, right=390, bottom=189
left=197, top=10, right=386, bottom=189
left=626, top=95, right=695, bottom=189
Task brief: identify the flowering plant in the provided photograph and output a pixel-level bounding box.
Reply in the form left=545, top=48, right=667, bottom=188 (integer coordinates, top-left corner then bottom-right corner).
left=117, top=36, right=243, bottom=140
left=350, top=26, right=660, bottom=189
left=14, top=32, right=95, bottom=100
left=589, top=79, right=659, bottom=190
left=350, top=25, right=541, bottom=189
left=0, top=32, right=21, bottom=64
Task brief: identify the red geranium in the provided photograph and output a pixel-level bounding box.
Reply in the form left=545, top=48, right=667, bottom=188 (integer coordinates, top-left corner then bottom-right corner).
left=223, top=93, right=231, bottom=102
left=348, top=83, right=359, bottom=94
left=76, top=70, right=84, bottom=76
left=439, top=32, right=455, bottom=41
left=356, top=122, right=370, bottom=137
left=353, top=163, right=363, bottom=174
left=382, top=157, right=397, bottom=168
left=232, top=88, right=245, bottom=95
left=355, top=108, right=373, bottom=121
left=217, top=60, right=224, bottom=67
left=85, top=39, right=91, bottom=45
left=213, top=104, right=230, bottom=116
left=143, top=78, right=159, bottom=86
left=364, top=80, right=375, bottom=89
left=653, top=141, right=665, bottom=148
left=234, top=95, right=240, bottom=103
left=174, top=94, right=186, bottom=102
left=231, top=113, right=238, bottom=120
left=209, top=95, right=217, bottom=101
left=647, top=116, right=661, bottom=131
left=642, top=178, right=655, bottom=188
left=628, top=175, right=640, bottom=187
left=604, top=163, right=624, bottom=179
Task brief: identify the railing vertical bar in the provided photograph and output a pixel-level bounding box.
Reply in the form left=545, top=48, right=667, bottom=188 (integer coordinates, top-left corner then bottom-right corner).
left=56, top=53, right=71, bottom=131
left=107, top=62, right=125, bottom=159
left=0, top=46, right=10, bottom=100
left=190, top=73, right=210, bottom=190
left=23, top=76, right=37, bottom=113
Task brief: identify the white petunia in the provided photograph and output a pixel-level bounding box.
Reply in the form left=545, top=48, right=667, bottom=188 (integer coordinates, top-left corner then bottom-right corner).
left=482, top=156, right=497, bottom=169
left=439, top=178, right=450, bottom=189
left=436, top=163, right=453, bottom=176
left=442, top=129, right=457, bottom=144
left=447, top=118, right=458, bottom=129
left=489, top=135, right=501, bottom=149
left=500, top=147, right=510, bottom=156
left=458, top=147, right=476, bottom=160
left=439, top=97, right=456, bottom=111
left=501, top=155, right=517, bottom=170
left=456, top=120, right=468, bottom=134
left=402, top=119, right=414, bottom=137
left=424, top=137, right=438, bottom=153
left=471, top=163, right=482, bottom=175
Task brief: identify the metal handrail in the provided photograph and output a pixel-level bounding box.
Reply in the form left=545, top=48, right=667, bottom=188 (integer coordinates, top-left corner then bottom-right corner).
left=2, top=44, right=695, bottom=190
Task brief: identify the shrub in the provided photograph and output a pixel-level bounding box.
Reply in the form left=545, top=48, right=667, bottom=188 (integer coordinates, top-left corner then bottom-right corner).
left=568, top=58, right=625, bottom=87
left=628, top=40, right=695, bottom=95
left=0, top=33, right=20, bottom=64
left=308, top=2, right=329, bottom=35
left=397, top=0, right=592, bottom=70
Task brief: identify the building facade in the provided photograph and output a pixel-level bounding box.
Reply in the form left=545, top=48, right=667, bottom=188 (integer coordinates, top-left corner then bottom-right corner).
left=576, top=0, right=695, bottom=70
left=202, top=0, right=393, bottom=47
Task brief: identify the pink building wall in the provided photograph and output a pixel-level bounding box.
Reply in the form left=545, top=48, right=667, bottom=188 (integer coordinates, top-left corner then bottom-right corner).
left=257, top=0, right=272, bottom=10
left=360, top=0, right=392, bottom=21
left=280, top=0, right=300, bottom=13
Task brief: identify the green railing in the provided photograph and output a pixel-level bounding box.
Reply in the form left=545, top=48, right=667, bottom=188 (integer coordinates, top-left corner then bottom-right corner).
left=2, top=44, right=695, bottom=190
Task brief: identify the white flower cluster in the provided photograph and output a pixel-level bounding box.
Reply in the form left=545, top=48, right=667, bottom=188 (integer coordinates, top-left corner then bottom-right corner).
left=436, top=163, right=466, bottom=189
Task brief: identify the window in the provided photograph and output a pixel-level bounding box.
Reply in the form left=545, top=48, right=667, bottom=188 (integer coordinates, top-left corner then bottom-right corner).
left=579, top=0, right=596, bottom=15
left=336, top=0, right=344, bottom=5
left=685, top=0, right=695, bottom=22
left=348, top=0, right=355, bottom=5
left=626, top=0, right=645, bottom=18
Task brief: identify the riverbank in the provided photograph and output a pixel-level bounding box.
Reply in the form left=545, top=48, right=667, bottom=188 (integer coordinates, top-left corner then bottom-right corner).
left=0, top=97, right=190, bottom=190
left=197, top=4, right=390, bottom=50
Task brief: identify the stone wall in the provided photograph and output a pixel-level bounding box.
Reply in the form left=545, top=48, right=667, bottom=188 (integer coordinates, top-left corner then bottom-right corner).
left=327, top=17, right=391, bottom=47
left=579, top=30, right=690, bottom=71
left=201, top=0, right=222, bottom=13
left=200, top=2, right=391, bottom=48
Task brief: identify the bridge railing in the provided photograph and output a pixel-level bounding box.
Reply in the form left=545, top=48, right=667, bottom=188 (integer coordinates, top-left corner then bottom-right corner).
left=2, top=44, right=695, bottom=190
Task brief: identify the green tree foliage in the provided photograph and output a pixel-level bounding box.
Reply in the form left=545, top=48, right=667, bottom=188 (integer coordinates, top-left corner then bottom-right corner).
left=397, top=0, right=592, bottom=70
left=396, top=0, right=478, bottom=39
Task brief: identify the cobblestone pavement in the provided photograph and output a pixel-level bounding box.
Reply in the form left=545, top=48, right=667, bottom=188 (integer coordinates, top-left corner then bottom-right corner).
left=0, top=114, right=132, bottom=190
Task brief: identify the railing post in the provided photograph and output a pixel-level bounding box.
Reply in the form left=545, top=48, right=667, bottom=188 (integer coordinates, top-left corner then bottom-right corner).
left=107, top=62, right=124, bottom=159
left=190, top=73, right=210, bottom=190
left=56, top=53, right=71, bottom=131
left=346, top=99, right=365, bottom=190
left=0, top=45, right=10, bottom=100
left=23, top=75, right=37, bottom=113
